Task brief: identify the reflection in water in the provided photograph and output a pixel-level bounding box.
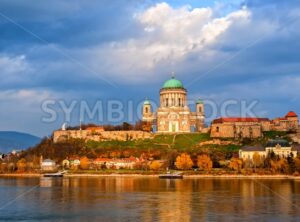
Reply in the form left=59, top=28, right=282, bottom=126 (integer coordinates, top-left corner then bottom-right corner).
left=0, top=177, right=299, bottom=221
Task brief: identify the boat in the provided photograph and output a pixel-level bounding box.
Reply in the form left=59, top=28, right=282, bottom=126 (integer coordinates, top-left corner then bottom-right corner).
left=43, top=171, right=66, bottom=178
left=159, top=172, right=183, bottom=179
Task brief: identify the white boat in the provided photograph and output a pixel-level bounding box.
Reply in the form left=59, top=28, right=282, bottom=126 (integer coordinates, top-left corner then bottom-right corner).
left=159, top=172, right=183, bottom=179
left=43, top=171, right=66, bottom=177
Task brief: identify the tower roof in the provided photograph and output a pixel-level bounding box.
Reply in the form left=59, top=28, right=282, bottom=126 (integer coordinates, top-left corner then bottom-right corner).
left=285, top=111, right=298, bottom=118
left=143, top=99, right=151, bottom=105
left=196, top=99, right=203, bottom=104
left=162, top=76, right=184, bottom=89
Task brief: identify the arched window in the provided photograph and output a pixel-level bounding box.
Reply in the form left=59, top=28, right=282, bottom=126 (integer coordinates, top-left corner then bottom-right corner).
left=216, top=126, right=220, bottom=132
left=199, top=106, right=202, bottom=113
left=166, top=98, right=169, bottom=107
left=145, top=107, right=148, bottom=113
left=178, top=98, right=181, bottom=106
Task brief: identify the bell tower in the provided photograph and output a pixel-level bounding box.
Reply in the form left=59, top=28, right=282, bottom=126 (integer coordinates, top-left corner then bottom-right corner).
left=196, top=99, right=204, bottom=116
left=196, top=99, right=205, bottom=131
left=142, top=99, right=152, bottom=121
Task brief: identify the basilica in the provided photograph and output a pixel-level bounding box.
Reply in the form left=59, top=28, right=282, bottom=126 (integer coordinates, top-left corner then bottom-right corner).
left=142, top=76, right=205, bottom=133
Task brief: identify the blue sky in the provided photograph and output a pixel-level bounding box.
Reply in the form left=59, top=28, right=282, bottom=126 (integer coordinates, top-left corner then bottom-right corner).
left=0, top=0, right=300, bottom=137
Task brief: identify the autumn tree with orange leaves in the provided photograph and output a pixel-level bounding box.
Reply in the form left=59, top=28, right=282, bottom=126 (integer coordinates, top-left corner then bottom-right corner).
left=197, top=154, right=213, bottom=171
left=149, top=161, right=162, bottom=171
left=175, top=153, right=193, bottom=170
left=17, top=158, right=27, bottom=172
left=229, top=158, right=243, bottom=172
left=80, top=156, right=90, bottom=170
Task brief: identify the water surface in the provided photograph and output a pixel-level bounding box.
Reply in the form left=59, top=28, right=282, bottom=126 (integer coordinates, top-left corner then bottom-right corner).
left=0, top=177, right=299, bottom=221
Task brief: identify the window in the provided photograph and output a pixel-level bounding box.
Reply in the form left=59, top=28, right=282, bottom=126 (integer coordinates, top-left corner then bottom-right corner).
left=166, top=98, right=169, bottom=107
left=199, top=106, right=202, bottom=113
left=145, top=107, right=148, bottom=113
left=216, top=126, right=220, bottom=132
left=178, top=98, right=181, bottom=106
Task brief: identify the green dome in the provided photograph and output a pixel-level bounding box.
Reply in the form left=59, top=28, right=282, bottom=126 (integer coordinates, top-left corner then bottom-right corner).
left=196, top=99, right=203, bottom=104
left=144, top=99, right=151, bottom=105
left=162, top=77, right=184, bottom=89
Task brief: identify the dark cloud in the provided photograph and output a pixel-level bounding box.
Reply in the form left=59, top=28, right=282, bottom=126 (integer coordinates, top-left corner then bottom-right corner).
left=1, top=0, right=300, bottom=136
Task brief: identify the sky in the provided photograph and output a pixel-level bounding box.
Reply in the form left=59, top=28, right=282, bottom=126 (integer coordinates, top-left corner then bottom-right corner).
left=0, top=0, right=300, bottom=137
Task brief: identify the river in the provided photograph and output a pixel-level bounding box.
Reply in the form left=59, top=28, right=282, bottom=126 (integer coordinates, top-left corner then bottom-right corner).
left=0, top=177, right=299, bottom=221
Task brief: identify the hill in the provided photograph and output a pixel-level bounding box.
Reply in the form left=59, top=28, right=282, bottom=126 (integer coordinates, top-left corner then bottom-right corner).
left=0, top=131, right=41, bottom=153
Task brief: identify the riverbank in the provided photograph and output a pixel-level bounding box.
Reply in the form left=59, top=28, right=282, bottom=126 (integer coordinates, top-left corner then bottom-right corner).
left=1, top=173, right=300, bottom=179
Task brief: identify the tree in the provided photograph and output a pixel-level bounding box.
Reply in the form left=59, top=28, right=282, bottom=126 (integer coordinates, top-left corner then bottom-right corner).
left=295, top=157, right=300, bottom=172
left=229, top=158, right=243, bottom=172
left=252, top=152, right=263, bottom=170
left=149, top=161, right=162, bottom=171
left=175, top=153, right=193, bottom=170
left=80, top=156, right=90, bottom=170
left=270, top=158, right=288, bottom=174
left=197, top=154, right=213, bottom=171
left=17, top=158, right=27, bottom=172
left=287, top=154, right=296, bottom=174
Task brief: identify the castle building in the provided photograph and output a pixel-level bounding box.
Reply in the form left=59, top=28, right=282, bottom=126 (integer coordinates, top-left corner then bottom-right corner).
left=142, top=76, right=205, bottom=133
left=211, top=111, right=299, bottom=139
left=271, top=111, right=299, bottom=132
left=210, top=117, right=270, bottom=139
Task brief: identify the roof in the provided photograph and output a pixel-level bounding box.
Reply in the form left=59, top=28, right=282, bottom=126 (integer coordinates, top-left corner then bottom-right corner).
left=144, top=99, right=151, bottom=105
left=266, top=139, right=290, bottom=147
left=285, top=111, right=298, bottom=118
left=292, top=144, right=300, bottom=151
left=43, top=159, right=55, bottom=163
left=162, top=77, right=184, bottom=89
left=196, top=99, right=203, bottom=104
left=240, top=145, right=265, bottom=152
left=212, top=117, right=269, bottom=124
left=94, top=158, right=111, bottom=162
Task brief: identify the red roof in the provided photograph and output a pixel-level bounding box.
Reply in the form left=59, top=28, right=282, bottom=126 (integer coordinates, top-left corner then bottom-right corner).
left=94, top=158, right=110, bottom=162
left=213, top=117, right=269, bottom=124
left=285, top=111, right=298, bottom=118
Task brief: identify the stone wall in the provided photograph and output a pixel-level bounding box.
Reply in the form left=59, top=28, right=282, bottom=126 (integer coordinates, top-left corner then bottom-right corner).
left=211, top=122, right=262, bottom=139
left=53, top=130, right=153, bottom=143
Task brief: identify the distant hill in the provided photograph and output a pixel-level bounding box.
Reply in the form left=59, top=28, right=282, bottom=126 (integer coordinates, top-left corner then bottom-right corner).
left=0, top=131, right=41, bottom=153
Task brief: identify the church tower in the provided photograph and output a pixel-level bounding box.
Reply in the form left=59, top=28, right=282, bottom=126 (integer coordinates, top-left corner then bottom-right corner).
left=196, top=99, right=205, bottom=131
left=142, top=99, right=152, bottom=121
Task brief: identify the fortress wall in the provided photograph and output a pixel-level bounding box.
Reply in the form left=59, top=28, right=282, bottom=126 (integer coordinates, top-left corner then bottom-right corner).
left=53, top=130, right=153, bottom=143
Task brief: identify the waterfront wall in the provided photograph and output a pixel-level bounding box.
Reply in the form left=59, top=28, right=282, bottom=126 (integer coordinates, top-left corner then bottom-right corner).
left=53, top=130, right=153, bottom=143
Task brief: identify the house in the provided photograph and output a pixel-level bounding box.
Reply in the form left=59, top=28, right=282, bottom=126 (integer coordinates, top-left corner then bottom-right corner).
left=239, top=139, right=298, bottom=160
left=68, top=157, right=80, bottom=166
left=93, top=158, right=110, bottom=167
left=239, top=145, right=266, bottom=160
left=108, top=157, right=138, bottom=169
left=62, top=159, right=70, bottom=169
left=41, top=159, right=57, bottom=171
left=265, top=139, right=297, bottom=158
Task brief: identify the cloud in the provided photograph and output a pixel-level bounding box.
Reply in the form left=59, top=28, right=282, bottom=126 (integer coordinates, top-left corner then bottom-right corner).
left=85, top=2, right=251, bottom=83
left=1, top=1, right=300, bottom=136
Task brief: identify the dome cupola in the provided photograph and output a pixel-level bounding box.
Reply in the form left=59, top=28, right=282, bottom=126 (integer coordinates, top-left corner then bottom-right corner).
left=162, top=76, right=184, bottom=89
